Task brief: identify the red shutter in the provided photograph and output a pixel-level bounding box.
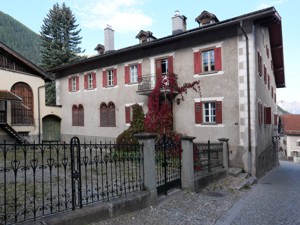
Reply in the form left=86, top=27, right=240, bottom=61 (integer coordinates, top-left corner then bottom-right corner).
left=102, top=71, right=107, bottom=87
left=155, top=59, right=162, bottom=83
left=215, top=101, right=222, bottom=124
left=214, top=47, right=222, bottom=71
left=274, top=114, right=278, bottom=126
left=68, top=77, right=72, bottom=92
left=195, top=102, right=203, bottom=124
left=113, top=68, right=117, bottom=85
left=138, top=63, right=142, bottom=82
left=84, top=74, right=88, bottom=89
left=194, top=51, right=201, bottom=74
left=265, top=107, right=272, bottom=125
left=268, top=74, right=270, bottom=90
left=76, top=76, right=79, bottom=91
left=168, top=55, right=173, bottom=74
left=124, top=66, right=130, bottom=84
left=125, top=106, right=131, bottom=123
left=264, top=65, right=267, bottom=84
left=92, top=72, right=97, bottom=88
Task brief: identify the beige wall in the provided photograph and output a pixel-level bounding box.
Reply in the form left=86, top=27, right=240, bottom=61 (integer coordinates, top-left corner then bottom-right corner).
left=0, top=69, right=61, bottom=142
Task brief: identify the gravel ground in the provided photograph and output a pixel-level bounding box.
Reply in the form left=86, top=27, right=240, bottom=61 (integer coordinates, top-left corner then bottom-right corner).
left=90, top=175, right=250, bottom=225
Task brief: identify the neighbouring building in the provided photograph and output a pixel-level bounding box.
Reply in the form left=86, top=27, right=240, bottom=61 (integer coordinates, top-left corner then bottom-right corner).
left=0, top=42, right=61, bottom=143
left=49, top=7, right=285, bottom=177
left=280, top=114, right=300, bottom=162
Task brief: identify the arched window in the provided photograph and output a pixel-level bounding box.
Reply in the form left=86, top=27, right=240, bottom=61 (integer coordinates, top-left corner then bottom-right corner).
left=100, top=102, right=116, bottom=127
left=11, top=82, right=33, bottom=125
left=72, top=104, right=84, bottom=126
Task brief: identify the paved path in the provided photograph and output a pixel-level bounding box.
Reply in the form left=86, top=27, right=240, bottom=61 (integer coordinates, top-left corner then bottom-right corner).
left=217, top=160, right=300, bottom=225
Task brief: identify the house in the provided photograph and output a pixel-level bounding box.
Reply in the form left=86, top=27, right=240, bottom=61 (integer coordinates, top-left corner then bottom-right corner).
left=280, top=115, right=300, bottom=162
left=0, top=42, right=61, bottom=143
left=48, top=7, right=285, bottom=177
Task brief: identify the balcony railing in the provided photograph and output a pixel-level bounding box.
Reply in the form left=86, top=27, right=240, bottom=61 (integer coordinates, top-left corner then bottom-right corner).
left=137, top=73, right=176, bottom=95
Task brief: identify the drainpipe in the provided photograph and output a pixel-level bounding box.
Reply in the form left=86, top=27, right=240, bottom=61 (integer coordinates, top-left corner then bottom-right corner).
left=38, top=84, right=46, bottom=143
left=240, top=21, right=252, bottom=175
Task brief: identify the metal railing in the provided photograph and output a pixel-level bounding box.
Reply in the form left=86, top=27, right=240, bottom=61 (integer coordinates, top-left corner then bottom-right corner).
left=193, top=141, right=223, bottom=177
left=0, top=139, right=144, bottom=225
left=137, top=73, right=174, bottom=93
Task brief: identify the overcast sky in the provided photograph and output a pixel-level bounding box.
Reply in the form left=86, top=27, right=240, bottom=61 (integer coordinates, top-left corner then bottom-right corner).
left=1, top=0, right=299, bottom=103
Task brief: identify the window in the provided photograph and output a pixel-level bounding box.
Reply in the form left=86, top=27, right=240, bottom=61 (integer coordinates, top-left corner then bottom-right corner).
left=271, top=86, right=274, bottom=98
left=195, top=101, right=222, bottom=124
left=125, top=63, right=142, bottom=84
left=202, top=50, right=215, bottom=72
left=258, top=101, right=263, bottom=126
left=264, top=106, right=272, bottom=125
left=297, top=141, right=300, bottom=147
left=11, top=82, right=33, bottom=125
left=155, top=56, right=173, bottom=76
left=103, top=69, right=117, bottom=87
left=130, top=65, right=138, bottom=83
left=72, top=104, right=84, bottom=126
left=84, top=72, right=96, bottom=90
left=264, top=65, right=267, bottom=85
left=100, top=101, right=116, bottom=127
left=68, top=76, right=79, bottom=92
left=267, top=74, right=270, bottom=90
left=194, top=47, right=222, bottom=74
left=257, top=52, right=262, bottom=76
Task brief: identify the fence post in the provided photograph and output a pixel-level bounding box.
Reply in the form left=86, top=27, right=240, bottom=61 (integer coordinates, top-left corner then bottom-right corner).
left=218, top=138, right=230, bottom=173
left=181, top=136, right=196, bottom=191
left=135, top=133, right=157, bottom=205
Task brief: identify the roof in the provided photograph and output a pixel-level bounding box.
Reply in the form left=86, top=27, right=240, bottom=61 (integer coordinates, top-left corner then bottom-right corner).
left=0, top=42, right=53, bottom=82
left=281, top=114, right=300, bottom=135
left=48, top=7, right=285, bottom=88
left=0, top=90, right=22, bottom=102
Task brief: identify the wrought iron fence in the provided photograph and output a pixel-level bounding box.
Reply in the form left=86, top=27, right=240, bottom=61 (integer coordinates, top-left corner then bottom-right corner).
left=155, top=135, right=181, bottom=195
left=193, top=141, right=223, bottom=177
left=0, top=138, right=144, bottom=225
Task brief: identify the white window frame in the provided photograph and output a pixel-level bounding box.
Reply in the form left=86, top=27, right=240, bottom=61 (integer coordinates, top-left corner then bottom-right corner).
left=202, top=49, right=215, bottom=72
left=130, top=64, right=138, bottom=83
left=87, top=73, right=93, bottom=89
left=71, top=77, right=77, bottom=92
left=107, top=69, right=114, bottom=87
left=203, top=102, right=216, bottom=123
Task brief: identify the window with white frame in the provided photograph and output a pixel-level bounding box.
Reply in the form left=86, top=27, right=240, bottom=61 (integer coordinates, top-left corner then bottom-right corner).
left=203, top=102, right=216, bottom=123
left=130, top=64, right=138, bottom=83
left=87, top=73, right=93, bottom=89
left=71, top=77, right=77, bottom=91
left=107, top=69, right=114, bottom=87
left=202, top=50, right=215, bottom=72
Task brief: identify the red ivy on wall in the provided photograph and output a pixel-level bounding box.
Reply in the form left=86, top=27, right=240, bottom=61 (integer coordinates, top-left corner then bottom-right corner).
left=144, top=73, right=201, bottom=136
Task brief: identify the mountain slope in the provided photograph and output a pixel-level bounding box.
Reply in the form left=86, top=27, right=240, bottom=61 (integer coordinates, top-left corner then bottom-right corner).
left=0, top=11, right=42, bottom=65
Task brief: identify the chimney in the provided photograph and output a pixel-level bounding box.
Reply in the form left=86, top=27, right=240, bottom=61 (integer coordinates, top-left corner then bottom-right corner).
left=104, top=25, right=114, bottom=52
left=172, top=10, right=187, bottom=35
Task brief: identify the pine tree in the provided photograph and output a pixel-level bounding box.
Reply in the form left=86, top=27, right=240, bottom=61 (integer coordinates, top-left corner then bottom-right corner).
left=40, top=3, right=85, bottom=69
left=40, top=3, right=85, bottom=104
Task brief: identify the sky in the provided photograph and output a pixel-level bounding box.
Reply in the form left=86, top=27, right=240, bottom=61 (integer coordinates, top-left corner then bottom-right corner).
left=1, top=0, right=299, bottom=103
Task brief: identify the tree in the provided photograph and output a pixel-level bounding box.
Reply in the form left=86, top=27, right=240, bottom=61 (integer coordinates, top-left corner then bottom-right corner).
left=40, top=3, right=85, bottom=104
left=40, top=2, right=85, bottom=69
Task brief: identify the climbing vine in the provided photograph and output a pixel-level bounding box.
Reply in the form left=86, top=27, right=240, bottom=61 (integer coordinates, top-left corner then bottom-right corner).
left=144, top=73, right=201, bottom=137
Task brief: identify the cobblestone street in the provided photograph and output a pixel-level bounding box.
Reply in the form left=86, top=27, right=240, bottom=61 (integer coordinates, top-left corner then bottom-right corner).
left=91, top=160, right=300, bottom=225
left=217, top=160, right=300, bottom=225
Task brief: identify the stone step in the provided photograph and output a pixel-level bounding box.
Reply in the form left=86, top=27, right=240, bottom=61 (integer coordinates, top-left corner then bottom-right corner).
left=228, top=167, right=243, bottom=176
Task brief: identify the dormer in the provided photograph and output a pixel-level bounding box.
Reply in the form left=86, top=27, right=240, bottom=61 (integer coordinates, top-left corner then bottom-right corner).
left=136, top=30, right=157, bottom=44
left=195, top=10, right=219, bottom=27
left=94, top=44, right=105, bottom=55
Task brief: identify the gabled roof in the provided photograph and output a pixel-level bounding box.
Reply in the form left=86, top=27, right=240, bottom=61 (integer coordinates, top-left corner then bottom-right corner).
left=0, top=90, right=22, bottom=102
left=48, top=7, right=285, bottom=88
left=281, top=115, right=300, bottom=135
left=0, top=42, right=52, bottom=81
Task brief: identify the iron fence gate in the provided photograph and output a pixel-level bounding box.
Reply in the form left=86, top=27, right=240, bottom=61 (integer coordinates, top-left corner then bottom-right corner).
left=0, top=137, right=144, bottom=225
left=155, top=134, right=181, bottom=195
